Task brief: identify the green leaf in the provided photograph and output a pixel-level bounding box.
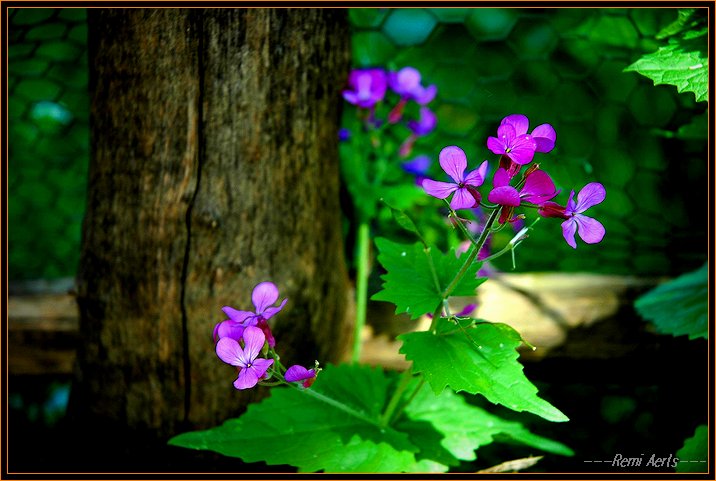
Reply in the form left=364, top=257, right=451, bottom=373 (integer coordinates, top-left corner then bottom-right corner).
left=656, top=9, right=705, bottom=39
left=398, top=382, right=573, bottom=467
left=371, top=237, right=486, bottom=320
left=398, top=318, right=568, bottom=422
left=624, top=38, right=708, bottom=102
left=676, top=424, right=708, bottom=473
left=169, top=364, right=420, bottom=472
left=635, top=263, right=708, bottom=340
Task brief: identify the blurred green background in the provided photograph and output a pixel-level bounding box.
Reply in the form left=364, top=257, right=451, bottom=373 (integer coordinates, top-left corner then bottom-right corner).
left=8, top=7, right=708, bottom=282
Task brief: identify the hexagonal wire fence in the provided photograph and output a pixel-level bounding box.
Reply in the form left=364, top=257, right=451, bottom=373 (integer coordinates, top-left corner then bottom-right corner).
left=349, top=7, right=707, bottom=276
left=8, top=8, right=88, bottom=285
left=7, top=8, right=708, bottom=285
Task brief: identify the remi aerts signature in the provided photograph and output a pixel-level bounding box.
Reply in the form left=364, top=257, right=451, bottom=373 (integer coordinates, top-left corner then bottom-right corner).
left=584, top=453, right=706, bottom=469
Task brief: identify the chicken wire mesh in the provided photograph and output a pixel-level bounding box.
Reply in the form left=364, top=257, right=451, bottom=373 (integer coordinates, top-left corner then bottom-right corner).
left=6, top=8, right=708, bottom=283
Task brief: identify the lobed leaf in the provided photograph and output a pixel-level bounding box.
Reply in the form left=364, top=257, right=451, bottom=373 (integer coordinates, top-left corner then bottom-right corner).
left=399, top=318, right=568, bottom=422
left=371, top=237, right=485, bottom=320
left=624, top=38, right=708, bottom=102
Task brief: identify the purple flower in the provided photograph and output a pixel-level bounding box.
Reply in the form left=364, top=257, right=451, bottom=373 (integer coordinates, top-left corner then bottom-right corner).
left=487, top=114, right=556, bottom=168
left=285, top=365, right=317, bottom=388
left=561, top=183, right=606, bottom=249
left=388, top=67, right=437, bottom=105
left=406, top=106, right=437, bottom=136
left=213, top=281, right=287, bottom=347
left=216, top=326, right=274, bottom=390
left=342, top=69, right=388, bottom=109
left=422, top=146, right=489, bottom=210
left=338, top=128, right=351, bottom=142
left=401, top=155, right=431, bottom=176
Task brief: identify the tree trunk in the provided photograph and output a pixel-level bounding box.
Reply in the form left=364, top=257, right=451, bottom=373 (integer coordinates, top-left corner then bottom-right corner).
left=71, top=8, right=351, bottom=449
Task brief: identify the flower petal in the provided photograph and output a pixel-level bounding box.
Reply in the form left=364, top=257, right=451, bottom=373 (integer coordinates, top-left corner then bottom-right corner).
left=450, top=187, right=477, bottom=210
left=439, top=146, right=467, bottom=183
left=422, top=179, right=457, bottom=199
left=488, top=185, right=521, bottom=207
left=575, top=183, right=606, bottom=213
left=575, top=214, right=606, bottom=245
left=221, top=306, right=254, bottom=324
left=252, top=282, right=280, bottom=314
left=214, top=320, right=245, bottom=342
left=241, top=326, right=266, bottom=362
left=506, top=135, right=537, bottom=165
left=463, top=160, right=489, bottom=187
left=501, top=114, right=529, bottom=136
left=531, top=123, right=556, bottom=153
left=234, top=367, right=260, bottom=390
left=565, top=190, right=577, bottom=214
left=521, top=170, right=558, bottom=204
left=261, top=298, right=288, bottom=320
left=487, top=136, right=506, bottom=155
left=402, top=155, right=432, bottom=176
left=561, top=218, right=578, bottom=249
left=216, top=337, right=244, bottom=367
left=285, top=365, right=316, bottom=383
left=250, top=358, right=274, bottom=380
left=492, top=167, right=511, bottom=189
left=415, top=84, right=437, bottom=104
left=497, top=123, right=517, bottom=144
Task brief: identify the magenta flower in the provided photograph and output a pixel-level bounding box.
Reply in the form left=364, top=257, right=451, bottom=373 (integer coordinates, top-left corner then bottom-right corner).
left=488, top=168, right=559, bottom=207
left=216, top=326, right=274, bottom=390
left=388, top=67, right=437, bottom=105
left=487, top=114, right=556, bottom=167
left=285, top=365, right=317, bottom=388
left=342, top=69, right=388, bottom=109
left=422, top=146, right=489, bottom=210
left=488, top=168, right=558, bottom=224
left=213, top=281, right=287, bottom=347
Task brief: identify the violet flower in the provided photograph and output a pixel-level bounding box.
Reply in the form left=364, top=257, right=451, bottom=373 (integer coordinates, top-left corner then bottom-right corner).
left=406, top=106, right=437, bottom=136
left=539, top=182, right=606, bottom=249
left=213, top=281, right=287, bottom=347
left=487, top=114, right=556, bottom=172
left=422, top=146, right=488, bottom=211
left=285, top=365, right=317, bottom=388
left=401, top=155, right=431, bottom=176
left=342, top=68, right=388, bottom=109
left=216, top=326, right=274, bottom=390
left=389, top=66, right=437, bottom=105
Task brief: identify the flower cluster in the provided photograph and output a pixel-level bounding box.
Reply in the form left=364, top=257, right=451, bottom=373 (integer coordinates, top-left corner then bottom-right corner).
left=422, top=114, right=605, bottom=249
left=342, top=66, right=437, bottom=159
left=213, top=281, right=319, bottom=390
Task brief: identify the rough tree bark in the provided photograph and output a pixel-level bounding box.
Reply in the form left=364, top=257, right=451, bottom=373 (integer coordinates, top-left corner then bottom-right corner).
left=70, top=8, right=351, bottom=446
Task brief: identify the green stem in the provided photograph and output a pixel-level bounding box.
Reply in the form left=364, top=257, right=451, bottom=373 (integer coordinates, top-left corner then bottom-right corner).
left=352, top=220, right=371, bottom=364
left=440, top=207, right=500, bottom=300
left=380, top=368, right=414, bottom=426
left=388, top=377, right=425, bottom=425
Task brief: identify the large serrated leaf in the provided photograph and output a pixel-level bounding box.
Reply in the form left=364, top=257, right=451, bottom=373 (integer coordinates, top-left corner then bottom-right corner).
left=624, top=38, right=708, bottom=102
left=398, top=318, right=568, bottom=422
left=635, top=263, right=708, bottom=340
left=371, top=237, right=485, bottom=320
left=397, top=381, right=573, bottom=467
left=169, top=364, right=420, bottom=473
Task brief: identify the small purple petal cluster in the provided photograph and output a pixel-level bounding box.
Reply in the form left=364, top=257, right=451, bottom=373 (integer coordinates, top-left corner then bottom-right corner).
left=421, top=114, right=606, bottom=249
left=213, top=281, right=318, bottom=390
left=342, top=66, right=438, bottom=159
